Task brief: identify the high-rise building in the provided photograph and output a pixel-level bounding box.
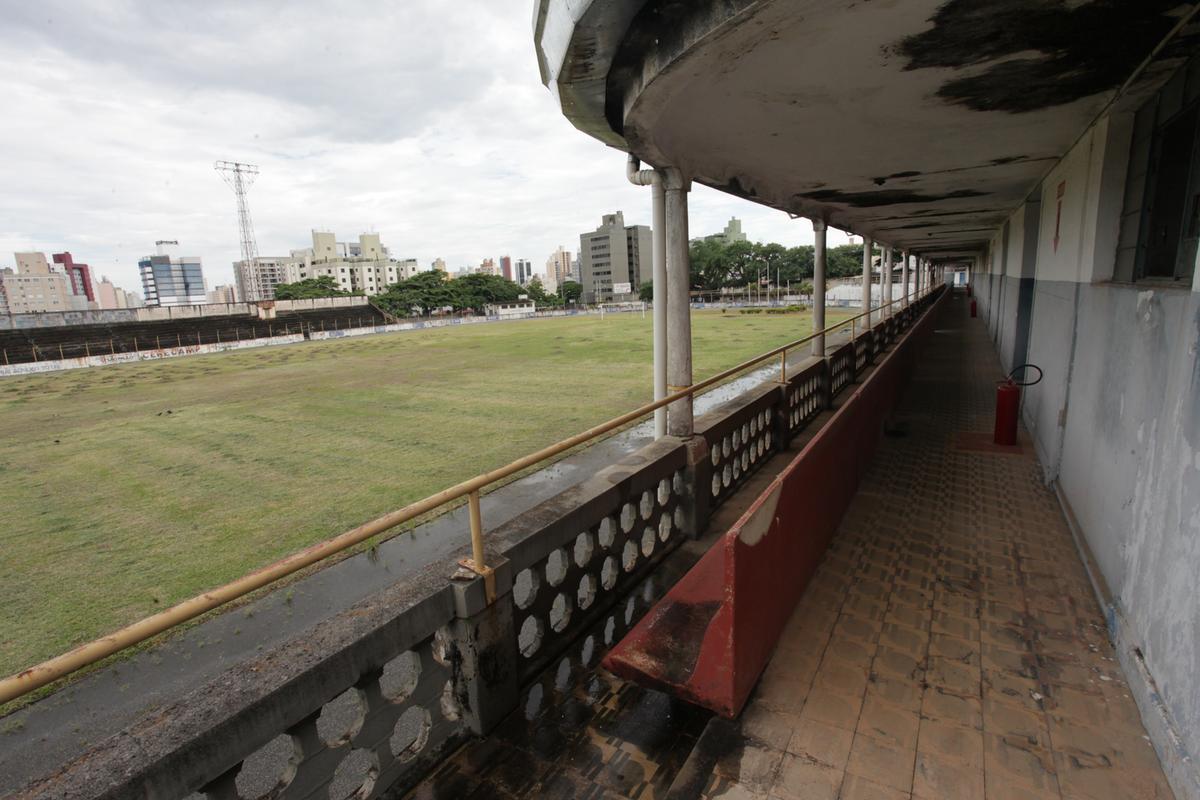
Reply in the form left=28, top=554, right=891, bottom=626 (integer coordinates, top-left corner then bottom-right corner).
left=515, top=259, right=535, bottom=285
left=281, top=231, right=418, bottom=296
left=545, top=246, right=572, bottom=292
left=499, top=255, right=513, bottom=281
left=432, top=258, right=447, bottom=273
left=0, top=252, right=75, bottom=314
left=52, top=252, right=95, bottom=303
left=139, top=241, right=207, bottom=307
left=478, top=258, right=498, bottom=276
left=700, top=217, right=748, bottom=245
left=207, top=285, right=237, bottom=304
left=234, top=257, right=290, bottom=302
left=578, top=212, right=653, bottom=303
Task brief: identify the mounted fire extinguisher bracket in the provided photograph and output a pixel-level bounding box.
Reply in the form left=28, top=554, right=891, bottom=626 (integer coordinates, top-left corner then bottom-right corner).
left=994, top=364, right=1043, bottom=446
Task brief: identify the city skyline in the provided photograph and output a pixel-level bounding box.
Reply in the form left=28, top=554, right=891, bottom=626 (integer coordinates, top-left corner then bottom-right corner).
left=0, top=1, right=849, bottom=296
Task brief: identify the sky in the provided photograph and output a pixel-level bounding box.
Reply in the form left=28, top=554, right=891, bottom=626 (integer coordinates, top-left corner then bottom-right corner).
left=0, top=0, right=851, bottom=294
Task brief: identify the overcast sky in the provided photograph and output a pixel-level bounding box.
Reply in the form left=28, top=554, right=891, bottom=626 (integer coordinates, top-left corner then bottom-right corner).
left=0, top=0, right=849, bottom=293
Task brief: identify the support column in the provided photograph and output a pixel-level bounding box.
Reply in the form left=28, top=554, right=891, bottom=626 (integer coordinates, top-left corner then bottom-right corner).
left=881, top=244, right=893, bottom=316
left=901, top=250, right=910, bottom=305
left=811, top=218, right=827, bottom=357
left=915, top=255, right=922, bottom=296
left=651, top=179, right=667, bottom=438
left=665, top=169, right=693, bottom=438
left=861, top=235, right=873, bottom=328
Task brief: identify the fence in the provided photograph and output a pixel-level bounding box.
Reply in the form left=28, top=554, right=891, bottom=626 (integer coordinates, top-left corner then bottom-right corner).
left=4, top=288, right=946, bottom=800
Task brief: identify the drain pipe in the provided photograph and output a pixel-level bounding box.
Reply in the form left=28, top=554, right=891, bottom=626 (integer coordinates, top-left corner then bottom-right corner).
left=628, top=154, right=668, bottom=439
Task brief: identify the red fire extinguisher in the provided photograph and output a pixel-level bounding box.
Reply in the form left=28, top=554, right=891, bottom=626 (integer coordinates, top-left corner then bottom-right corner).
left=994, top=365, right=1042, bottom=446
left=970, top=298, right=977, bottom=317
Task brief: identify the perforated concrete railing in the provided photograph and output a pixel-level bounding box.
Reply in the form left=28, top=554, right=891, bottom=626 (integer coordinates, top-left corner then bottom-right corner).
left=854, top=331, right=873, bottom=374
left=828, top=342, right=856, bottom=398
left=785, top=360, right=826, bottom=437
left=697, top=385, right=780, bottom=508
left=499, top=439, right=690, bottom=683
left=194, top=628, right=463, bottom=800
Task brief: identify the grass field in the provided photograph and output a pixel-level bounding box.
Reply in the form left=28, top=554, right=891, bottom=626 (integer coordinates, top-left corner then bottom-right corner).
left=0, top=308, right=848, bottom=677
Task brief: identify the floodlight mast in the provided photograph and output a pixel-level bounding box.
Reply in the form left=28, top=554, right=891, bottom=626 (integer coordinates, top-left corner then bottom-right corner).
left=214, top=160, right=261, bottom=278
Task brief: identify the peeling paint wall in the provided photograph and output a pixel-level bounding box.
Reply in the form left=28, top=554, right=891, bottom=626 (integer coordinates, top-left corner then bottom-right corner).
left=974, top=109, right=1200, bottom=800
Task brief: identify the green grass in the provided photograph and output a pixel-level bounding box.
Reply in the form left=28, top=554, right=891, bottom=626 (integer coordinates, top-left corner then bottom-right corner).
left=0, top=308, right=847, bottom=678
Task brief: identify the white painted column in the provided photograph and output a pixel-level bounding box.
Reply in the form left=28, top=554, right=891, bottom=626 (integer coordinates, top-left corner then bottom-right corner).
left=901, top=250, right=910, bottom=305
left=812, top=218, right=827, bottom=357
left=664, top=169, right=693, bottom=438
left=915, top=255, right=923, bottom=296
left=861, top=236, right=873, bottom=328
left=881, top=245, right=893, bottom=317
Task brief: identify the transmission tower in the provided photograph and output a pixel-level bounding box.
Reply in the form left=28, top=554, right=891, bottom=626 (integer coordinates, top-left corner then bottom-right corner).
left=214, top=160, right=261, bottom=284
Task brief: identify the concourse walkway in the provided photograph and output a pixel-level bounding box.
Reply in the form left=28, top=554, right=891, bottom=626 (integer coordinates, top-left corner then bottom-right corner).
left=407, top=295, right=1173, bottom=800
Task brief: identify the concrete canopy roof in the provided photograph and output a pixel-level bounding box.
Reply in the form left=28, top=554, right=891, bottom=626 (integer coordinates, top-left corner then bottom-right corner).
left=534, top=0, right=1200, bottom=256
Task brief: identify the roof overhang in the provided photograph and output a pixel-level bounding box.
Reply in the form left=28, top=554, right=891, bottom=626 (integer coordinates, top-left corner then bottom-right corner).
left=535, top=0, right=1200, bottom=257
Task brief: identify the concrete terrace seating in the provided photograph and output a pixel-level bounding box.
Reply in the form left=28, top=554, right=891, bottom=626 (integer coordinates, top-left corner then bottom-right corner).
left=0, top=305, right=388, bottom=366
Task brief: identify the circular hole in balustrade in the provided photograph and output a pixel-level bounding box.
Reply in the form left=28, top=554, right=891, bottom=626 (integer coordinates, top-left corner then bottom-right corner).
left=597, top=517, right=616, bottom=549
left=581, top=634, right=596, bottom=666
left=673, top=469, right=685, bottom=496
left=722, top=437, right=732, bottom=458
left=573, top=531, right=594, bottom=568
left=741, top=451, right=750, bottom=470
left=328, top=748, right=377, bottom=800
left=710, top=447, right=720, bottom=467
left=640, top=489, right=654, bottom=520
left=545, top=548, right=569, bottom=587
left=733, top=460, right=742, bottom=480
left=234, top=733, right=295, bottom=800
left=518, top=615, right=544, bottom=658
left=641, top=527, right=656, bottom=558
left=643, top=580, right=655, bottom=603
left=758, top=438, right=766, bottom=457
left=390, top=706, right=432, bottom=762
left=549, top=593, right=572, bottom=633
left=674, top=507, right=685, bottom=531
left=577, top=573, right=597, bottom=610
left=513, top=568, right=539, bottom=611
left=765, top=430, right=773, bottom=449
left=555, top=657, right=572, bottom=692
left=620, top=502, right=636, bottom=533
left=317, top=687, right=365, bottom=747
left=723, top=464, right=733, bottom=487
left=622, top=540, right=639, bottom=572
left=600, top=555, right=618, bottom=591
left=604, top=615, right=616, bottom=645
left=524, top=682, right=544, bottom=720
left=441, top=679, right=462, bottom=722
left=657, top=477, right=670, bottom=506
left=624, top=595, right=636, bottom=626
left=750, top=416, right=758, bottom=435
left=711, top=474, right=721, bottom=497
left=658, top=515, right=672, bottom=543
left=432, top=626, right=453, bottom=667
left=380, top=650, right=421, bottom=703
left=732, top=429, right=741, bottom=449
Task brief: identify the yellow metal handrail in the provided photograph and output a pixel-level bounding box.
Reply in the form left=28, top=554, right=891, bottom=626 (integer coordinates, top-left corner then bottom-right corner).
left=0, top=285, right=937, bottom=704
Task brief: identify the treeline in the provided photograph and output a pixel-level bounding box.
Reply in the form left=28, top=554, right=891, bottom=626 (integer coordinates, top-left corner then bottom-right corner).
left=689, top=239, right=873, bottom=290
left=273, top=272, right=585, bottom=318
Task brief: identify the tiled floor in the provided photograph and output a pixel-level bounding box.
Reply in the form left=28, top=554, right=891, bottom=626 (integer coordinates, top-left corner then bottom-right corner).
left=697, top=295, right=1174, bottom=800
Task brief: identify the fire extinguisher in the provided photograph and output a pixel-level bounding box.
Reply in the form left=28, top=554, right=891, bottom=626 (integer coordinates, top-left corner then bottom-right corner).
left=994, top=364, right=1043, bottom=446
left=970, top=298, right=978, bottom=317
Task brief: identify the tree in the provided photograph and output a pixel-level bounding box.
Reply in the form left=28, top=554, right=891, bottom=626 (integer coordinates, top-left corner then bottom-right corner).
left=454, top=273, right=524, bottom=314
left=558, top=281, right=583, bottom=304
left=525, top=276, right=561, bottom=306
left=639, top=281, right=654, bottom=302
left=374, top=271, right=458, bottom=317
left=273, top=276, right=351, bottom=300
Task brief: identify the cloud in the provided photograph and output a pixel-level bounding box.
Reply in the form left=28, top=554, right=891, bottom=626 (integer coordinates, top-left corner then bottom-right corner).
left=0, top=0, right=845, bottom=294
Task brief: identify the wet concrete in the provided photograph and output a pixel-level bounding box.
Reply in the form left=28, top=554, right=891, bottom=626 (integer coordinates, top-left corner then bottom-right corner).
left=0, top=341, right=821, bottom=796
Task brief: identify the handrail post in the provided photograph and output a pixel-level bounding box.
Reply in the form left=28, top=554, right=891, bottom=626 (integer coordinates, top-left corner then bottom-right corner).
left=779, top=349, right=787, bottom=384
left=468, top=490, right=485, bottom=572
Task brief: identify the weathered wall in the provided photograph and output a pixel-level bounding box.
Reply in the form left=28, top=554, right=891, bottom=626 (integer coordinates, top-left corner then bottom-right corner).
left=0, top=295, right=372, bottom=330
left=974, top=111, right=1200, bottom=800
